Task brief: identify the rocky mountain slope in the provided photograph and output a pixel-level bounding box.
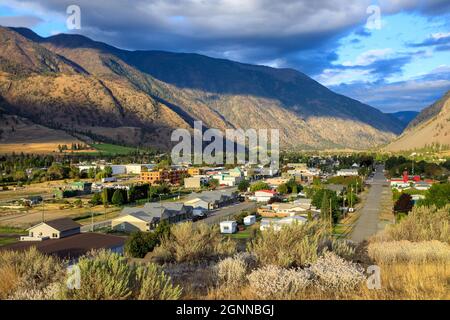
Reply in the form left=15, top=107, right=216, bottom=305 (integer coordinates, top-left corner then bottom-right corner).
left=388, top=111, right=419, bottom=128
left=384, top=91, right=450, bottom=152
left=0, top=27, right=404, bottom=151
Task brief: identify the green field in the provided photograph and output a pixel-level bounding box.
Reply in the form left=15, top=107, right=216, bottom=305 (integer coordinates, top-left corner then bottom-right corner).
left=92, top=143, right=138, bottom=155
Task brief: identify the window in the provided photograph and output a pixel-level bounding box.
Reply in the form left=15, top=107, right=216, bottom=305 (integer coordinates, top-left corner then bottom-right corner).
left=52, top=233, right=58, bottom=238
left=224, top=226, right=229, bottom=231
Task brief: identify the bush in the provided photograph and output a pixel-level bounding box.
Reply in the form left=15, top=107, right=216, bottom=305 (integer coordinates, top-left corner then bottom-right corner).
left=247, top=265, right=311, bottom=299
left=89, top=192, right=102, bottom=205
left=215, top=256, right=247, bottom=289
left=0, top=247, right=64, bottom=299
left=368, top=240, right=450, bottom=264
left=125, top=232, right=159, bottom=258
left=134, top=263, right=182, bottom=300
left=112, top=189, right=127, bottom=206
left=153, top=222, right=236, bottom=263
left=309, top=251, right=365, bottom=292
left=373, top=205, right=450, bottom=243
left=63, top=250, right=181, bottom=300
left=248, top=220, right=328, bottom=268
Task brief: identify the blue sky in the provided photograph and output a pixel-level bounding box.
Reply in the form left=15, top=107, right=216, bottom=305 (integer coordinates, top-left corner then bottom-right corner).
left=0, top=0, right=449, bottom=112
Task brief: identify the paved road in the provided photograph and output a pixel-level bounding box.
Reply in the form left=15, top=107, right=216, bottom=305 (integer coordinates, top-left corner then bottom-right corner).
left=350, top=164, right=388, bottom=243
left=80, top=201, right=257, bottom=232
left=202, top=201, right=257, bottom=225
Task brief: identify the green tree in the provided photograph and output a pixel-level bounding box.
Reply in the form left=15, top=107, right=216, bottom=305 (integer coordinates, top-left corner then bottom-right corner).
left=125, top=231, right=159, bottom=258
left=250, top=181, right=270, bottom=192
left=90, top=193, right=103, bottom=206
left=103, top=166, right=113, bottom=178
left=87, top=167, right=96, bottom=179
left=112, top=189, right=126, bottom=206
left=238, top=179, right=250, bottom=192
left=418, top=183, right=450, bottom=209
left=208, top=178, right=220, bottom=190
left=277, top=183, right=289, bottom=194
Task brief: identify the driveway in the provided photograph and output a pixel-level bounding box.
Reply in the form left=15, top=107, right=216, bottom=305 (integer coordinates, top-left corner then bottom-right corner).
left=350, top=164, right=388, bottom=243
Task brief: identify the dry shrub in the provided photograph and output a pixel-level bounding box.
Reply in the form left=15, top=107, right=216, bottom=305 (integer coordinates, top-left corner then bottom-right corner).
left=248, top=220, right=329, bottom=268
left=368, top=240, right=450, bottom=264
left=309, top=251, right=365, bottom=292
left=135, top=263, right=182, bottom=300
left=373, top=205, right=450, bottom=243
left=247, top=265, right=311, bottom=299
left=0, top=247, right=65, bottom=299
left=64, top=249, right=181, bottom=300
left=153, top=222, right=236, bottom=263
left=215, top=256, right=247, bottom=289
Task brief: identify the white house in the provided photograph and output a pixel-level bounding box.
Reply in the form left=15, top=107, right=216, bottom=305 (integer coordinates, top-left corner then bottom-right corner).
left=244, top=215, right=256, bottom=226
left=254, top=190, right=277, bottom=202
left=220, top=221, right=237, bottom=234
left=260, top=216, right=307, bottom=231
left=336, top=169, right=359, bottom=177
left=21, top=218, right=81, bottom=241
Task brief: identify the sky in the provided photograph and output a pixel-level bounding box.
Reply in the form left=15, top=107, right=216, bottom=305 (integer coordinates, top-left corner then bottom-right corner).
left=0, top=0, right=449, bottom=113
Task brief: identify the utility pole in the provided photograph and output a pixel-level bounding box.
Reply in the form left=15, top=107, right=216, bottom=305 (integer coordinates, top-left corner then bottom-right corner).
left=329, top=198, right=333, bottom=234
left=91, top=211, right=94, bottom=232
left=42, top=200, right=45, bottom=222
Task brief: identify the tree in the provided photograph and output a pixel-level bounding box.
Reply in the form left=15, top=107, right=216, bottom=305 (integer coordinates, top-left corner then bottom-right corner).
left=125, top=231, right=159, bottom=258
left=103, top=166, right=113, bottom=178
left=238, top=179, right=250, bottom=192
left=208, top=178, right=220, bottom=190
left=394, top=193, right=413, bottom=214
left=112, top=189, right=126, bottom=206
left=418, top=183, right=450, bottom=209
left=277, top=183, right=289, bottom=194
left=250, top=181, right=270, bottom=192
left=90, top=192, right=103, bottom=206
left=87, top=167, right=96, bottom=179
left=321, top=192, right=330, bottom=220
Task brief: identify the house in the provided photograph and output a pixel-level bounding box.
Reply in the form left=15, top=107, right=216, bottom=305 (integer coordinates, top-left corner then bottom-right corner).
left=220, top=221, right=237, bottom=234
left=21, top=196, right=43, bottom=206
left=3, top=233, right=125, bottom=260
left=336, top=169, right=359, bottom=177
left=184, top=176, right=202, bottom=189
left=21, top=218, right=82, bottom=241
left=413, top=181, right=432, bottom=190
left=254, top=190, right=277, bottom=202
left=260, top=216, right=307, bottom=231
left=271, top=203, right=309, bottom=216
left=184, top=190, right=238, bottom=210
left=325, top=184, right=345, bottom=195
left=264, top=177, right=289, bottom=188
left=244, top=215, right=256, bottom=226
left=112, top=202, right=193, bottom=232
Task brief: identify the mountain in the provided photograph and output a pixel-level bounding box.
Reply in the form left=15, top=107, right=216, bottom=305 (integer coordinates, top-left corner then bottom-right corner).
left=384, top=91, right=450, bottom=152
left=388, top=111, right=419, bottom=128
left=0, top=27, right=404, bottom=151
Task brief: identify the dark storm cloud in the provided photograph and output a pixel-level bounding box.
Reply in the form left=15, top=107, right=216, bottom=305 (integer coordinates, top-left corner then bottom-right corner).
left=4, top=0, right=449, bottom=73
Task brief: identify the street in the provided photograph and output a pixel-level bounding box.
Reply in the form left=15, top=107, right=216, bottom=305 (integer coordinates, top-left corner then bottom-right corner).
left=350, top=164, right=388, bottom=243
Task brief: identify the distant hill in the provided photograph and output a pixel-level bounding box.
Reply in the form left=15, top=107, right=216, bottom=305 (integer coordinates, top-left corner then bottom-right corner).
left=0, top=26, right=405, bottom=152
left=388, top=111, right=419, bottom=128
left=384, top=91, right=450, bottom=152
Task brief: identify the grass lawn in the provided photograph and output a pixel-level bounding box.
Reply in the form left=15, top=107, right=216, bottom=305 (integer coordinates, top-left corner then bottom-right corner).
left=76, top=143, right=138, bottom=156
left=0, top=226, right=27, bottom=235
left=0, top=237, right=19, bottom=246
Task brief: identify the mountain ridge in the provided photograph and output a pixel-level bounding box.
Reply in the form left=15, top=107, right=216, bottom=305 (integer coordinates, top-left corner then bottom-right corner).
left=0, top=26, right=404, bottom=151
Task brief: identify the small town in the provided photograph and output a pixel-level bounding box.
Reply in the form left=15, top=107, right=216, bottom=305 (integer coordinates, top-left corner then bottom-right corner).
left=0, top=0, right=449, bottom=311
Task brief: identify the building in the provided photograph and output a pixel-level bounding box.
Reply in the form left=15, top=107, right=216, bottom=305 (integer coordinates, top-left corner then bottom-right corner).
left=220, top=221, right=237, bottom=234
left=244, top=215, right=256, bottom=226
left=212, top=173, right=242, bottom=187
left=21, top=196, right=43, bottom=206
left=324, top=184, right=345, bottom=195
left=112, top=202, right=193, bottom=232
left=21, top=218, right=82, bottom=241
left=140, top=168, right=187, bottom=185
left=184, top=190, right=238, bottom=210
left=264, top=177, right=289, bottom=188
left=336, top=169, right=359, bottom=177
left=184, top=176, right=203, bottom=189
left=187, top=167, right=203, bottom=176
left=260, top=216, right=307, bottom=231
left=253, top=190, right=277, bottom=202
left=3, top=233, right=125, bottom=260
